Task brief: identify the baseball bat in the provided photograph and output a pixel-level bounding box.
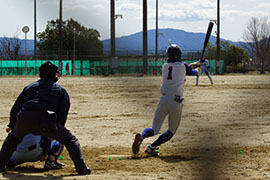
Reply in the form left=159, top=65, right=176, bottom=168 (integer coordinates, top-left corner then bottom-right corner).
left=200, top=22, right=214, bottom=60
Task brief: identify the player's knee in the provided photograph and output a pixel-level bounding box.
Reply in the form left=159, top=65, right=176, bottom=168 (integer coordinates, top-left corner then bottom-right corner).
left=153, top=127, right=164, bottom=136
left=142, top=128, right=155, bottom=138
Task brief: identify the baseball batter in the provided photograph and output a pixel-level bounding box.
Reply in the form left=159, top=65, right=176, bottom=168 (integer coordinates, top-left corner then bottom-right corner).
left=132, top=44, right=196, bottom=156
left=195, top=57, right=213, bottom=86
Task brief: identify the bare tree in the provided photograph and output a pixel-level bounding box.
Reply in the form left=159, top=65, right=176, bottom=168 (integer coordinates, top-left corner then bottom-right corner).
left=243, top=17, right=270, bottom=73
left=0, top=33, right=22, bottom=60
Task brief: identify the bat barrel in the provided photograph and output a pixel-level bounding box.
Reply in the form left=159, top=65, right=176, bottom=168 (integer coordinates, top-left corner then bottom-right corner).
left=200, top=22, right=214, bottom=60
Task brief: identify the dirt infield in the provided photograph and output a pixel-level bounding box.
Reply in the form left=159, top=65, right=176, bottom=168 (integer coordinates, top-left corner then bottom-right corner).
left=0, top=74, right=270, bottom=179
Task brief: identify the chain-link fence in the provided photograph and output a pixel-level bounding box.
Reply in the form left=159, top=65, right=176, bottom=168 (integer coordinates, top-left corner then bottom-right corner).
left=0, top=55, right=225, bottom=76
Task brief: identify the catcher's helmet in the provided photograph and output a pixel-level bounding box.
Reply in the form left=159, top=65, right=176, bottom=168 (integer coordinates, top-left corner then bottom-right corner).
left=39, top=61, right=60, bottom=82
left=166, top=44, right=182, bottom=59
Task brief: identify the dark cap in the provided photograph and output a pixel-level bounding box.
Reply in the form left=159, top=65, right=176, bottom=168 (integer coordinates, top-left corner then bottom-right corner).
left=39, top=61, right=59, bottom=81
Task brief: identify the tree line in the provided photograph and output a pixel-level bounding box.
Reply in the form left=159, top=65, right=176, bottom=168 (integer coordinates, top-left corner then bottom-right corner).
left=0, top=18, right=104, bottom=60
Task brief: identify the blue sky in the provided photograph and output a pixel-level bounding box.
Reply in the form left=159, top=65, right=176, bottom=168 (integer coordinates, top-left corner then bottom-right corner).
left=1, top=0, right=270, bottom=42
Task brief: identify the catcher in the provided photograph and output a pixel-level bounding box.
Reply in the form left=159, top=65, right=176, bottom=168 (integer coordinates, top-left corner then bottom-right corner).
left=7, top=133, right=64, bottom=169
left=0, top=61, right=90, bottom=175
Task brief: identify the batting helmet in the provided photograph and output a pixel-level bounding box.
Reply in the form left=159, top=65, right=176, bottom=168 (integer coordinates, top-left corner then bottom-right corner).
left=166, top=44, right=182, bottom=60
left=39, top=61, right=60, bottom=82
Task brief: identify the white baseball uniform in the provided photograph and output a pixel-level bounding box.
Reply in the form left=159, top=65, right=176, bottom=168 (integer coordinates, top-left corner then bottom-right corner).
left=196, top=59, right=213, bottom=85
left=10, top=134, right=43, bottom=165
left=10, top=134, right=60, bottom=166
left=152, top=61, right=185, bottom=134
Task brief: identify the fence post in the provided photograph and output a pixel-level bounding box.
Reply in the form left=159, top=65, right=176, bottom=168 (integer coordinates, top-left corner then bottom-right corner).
left=80, top=59, right=83, bottom=76
left=137, top=56, right=139, bottom=74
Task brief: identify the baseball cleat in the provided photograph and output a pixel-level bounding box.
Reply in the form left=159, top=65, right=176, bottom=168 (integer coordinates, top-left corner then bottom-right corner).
left=145, top=145, right=160, bottom=156
left=0, top=165, right=6, bottom=173
left=132, top=133, right=142, bottom=154
left=44, top=161, right=65, bottom=170
left=77, top=167, right=91, bottom=175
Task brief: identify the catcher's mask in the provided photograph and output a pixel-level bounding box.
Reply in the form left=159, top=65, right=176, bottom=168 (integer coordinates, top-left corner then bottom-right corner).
left=166, top=44, right=182, bottom=62
left=39, top=61, right=60, bottom=82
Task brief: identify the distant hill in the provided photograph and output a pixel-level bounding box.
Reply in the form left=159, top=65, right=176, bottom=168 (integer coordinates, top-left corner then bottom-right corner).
left=0, top=37, right=35, bottom=55
left=102, top=28, right=243, bottom=54
left=1, top=28, right=244, bottom=56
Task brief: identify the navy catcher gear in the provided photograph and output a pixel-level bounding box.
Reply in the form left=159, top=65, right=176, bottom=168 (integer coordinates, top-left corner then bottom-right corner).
left=39, top=61, right=60, bottom=82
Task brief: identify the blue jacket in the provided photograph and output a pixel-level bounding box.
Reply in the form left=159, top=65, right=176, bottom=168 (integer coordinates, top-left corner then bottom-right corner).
left=8, top=78, right=70, bottom=128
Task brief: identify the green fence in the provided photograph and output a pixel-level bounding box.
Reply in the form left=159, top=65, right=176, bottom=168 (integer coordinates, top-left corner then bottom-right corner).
left=0, top=59, right=225, bottom=76
left=0, top=60, right=72, bottom=76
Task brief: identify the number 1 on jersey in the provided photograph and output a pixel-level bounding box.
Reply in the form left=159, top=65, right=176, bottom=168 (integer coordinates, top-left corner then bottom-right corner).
left=167, top=66, right=173, bottom=80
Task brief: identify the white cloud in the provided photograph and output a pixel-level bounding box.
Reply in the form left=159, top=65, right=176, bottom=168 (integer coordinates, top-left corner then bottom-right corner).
left=255, top=2, right=270, bottom=8
left=223, top=9, right=268, bottom=20
left=1, top=0, right=270, bottom=41
left=39, top=1, right=58, bottom=6
left=118, top=3, right=141, bottom=12
left=157, top=2, right=216, bottom=22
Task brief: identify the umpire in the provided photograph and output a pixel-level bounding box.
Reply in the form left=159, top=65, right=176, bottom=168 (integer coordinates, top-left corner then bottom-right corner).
left=0, top=61, right=90, bottom=175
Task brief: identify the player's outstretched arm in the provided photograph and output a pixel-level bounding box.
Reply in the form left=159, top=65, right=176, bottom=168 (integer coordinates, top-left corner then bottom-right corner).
left=184, top=63, right=199, bottom=76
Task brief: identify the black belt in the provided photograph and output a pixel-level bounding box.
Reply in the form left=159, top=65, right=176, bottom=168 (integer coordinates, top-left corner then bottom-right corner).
left=162, top=94, right=184, bottom=103
left=174, top=96, right=184, bottom=103
left=28, top=144, right=37, bottom=151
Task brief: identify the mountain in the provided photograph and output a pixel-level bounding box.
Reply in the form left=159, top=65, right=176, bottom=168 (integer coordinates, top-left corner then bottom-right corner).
left=0, top=37, right=35, bottom=55
left=102, top=28, right=243, bottom=54
left=1, top=28, right=243, bottom=56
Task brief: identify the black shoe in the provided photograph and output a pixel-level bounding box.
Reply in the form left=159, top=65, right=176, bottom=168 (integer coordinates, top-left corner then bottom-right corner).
left=44, top=161, right=65, bottom=170
left=6, top=161, right=16, bottom=168
left=77, top=167, right=91, bottom=175
left=145, top=145, right=160, bottom=156
left=132, top=133, right=142, bottom=155
left=0, top=165, right=6, bottom=173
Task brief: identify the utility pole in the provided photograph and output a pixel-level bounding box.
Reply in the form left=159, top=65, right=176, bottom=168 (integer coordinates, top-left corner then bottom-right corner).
left=143, top=0, right=148, bottom=74
left=73, top=28, right=76, bottom=75
left=58, top=0, right=63, bottom=73
left=22, top=26, right=30, bottom=76
left=155, top=0, right=158, bottom=63
left=110, top=0, right=116, bottom=74
left=216, top=0, right=220, bottom=74
left=111, top=0, right=115, bottom=59
left=34, top=0, right=37, bottom=59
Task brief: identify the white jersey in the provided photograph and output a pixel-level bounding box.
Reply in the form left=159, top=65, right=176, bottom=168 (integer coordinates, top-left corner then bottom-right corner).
left=197, top=59, right=210, bottom=71
left=160, top=62, right=186, bottom=96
